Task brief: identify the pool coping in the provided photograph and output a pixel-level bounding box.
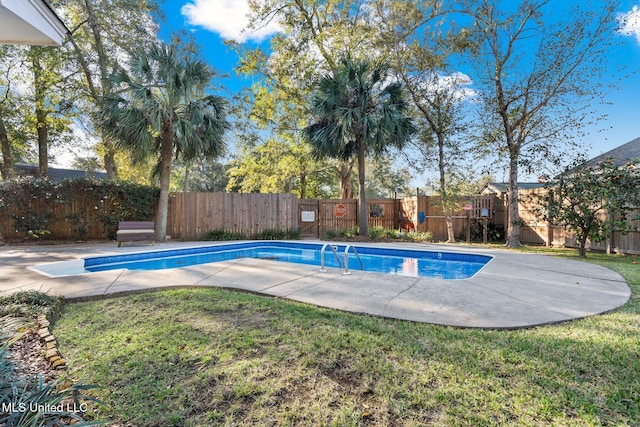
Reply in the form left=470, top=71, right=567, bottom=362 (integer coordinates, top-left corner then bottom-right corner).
left=28, top=241, right=494, bottom=280
left=0, top=240, right=631, bottom=329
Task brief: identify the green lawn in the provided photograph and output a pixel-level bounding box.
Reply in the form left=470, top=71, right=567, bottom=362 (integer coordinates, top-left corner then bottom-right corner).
left=53, top=248, right=640, bottom=426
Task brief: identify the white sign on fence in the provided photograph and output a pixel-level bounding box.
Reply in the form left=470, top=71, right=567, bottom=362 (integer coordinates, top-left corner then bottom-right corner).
left=301, top=211, right=316, bottom=222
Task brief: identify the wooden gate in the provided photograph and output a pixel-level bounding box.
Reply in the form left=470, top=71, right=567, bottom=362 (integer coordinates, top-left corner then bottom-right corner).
left=298, top=199, right=319, bottom=237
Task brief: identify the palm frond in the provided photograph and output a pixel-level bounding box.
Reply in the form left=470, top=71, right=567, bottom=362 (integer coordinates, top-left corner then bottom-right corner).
left=101, top=41, right=229, bottom=168
left=303, top=55, right=414, bottom=160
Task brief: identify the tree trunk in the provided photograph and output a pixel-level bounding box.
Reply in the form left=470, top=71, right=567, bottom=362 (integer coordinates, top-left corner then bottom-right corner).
left=87, top=0, right=118, bottom=180
left=299, top=172, right=307, bottom=199
left=446, top=216, right=455, bottom=243
left=155, top=127, right=173, bottom=242
left=357, top=143, right=368, bottom=236
left=68, top=28, right=118, bottom=180
left=339, top=160, right=354, bottom=199
left=102, top=137, right=118, bottom=179
left=183, top=163, right=190, bottom=193
left=506, top=152, right=522, bottom=247
left=36, top=115, right=48, bottom=178
left=437, top=132, right=455, bottom=243
left=578, top=232, right=588, bottom=258
left=33, top=55, right=48, bottom=178
left=0, top=116, right=14, bottom=179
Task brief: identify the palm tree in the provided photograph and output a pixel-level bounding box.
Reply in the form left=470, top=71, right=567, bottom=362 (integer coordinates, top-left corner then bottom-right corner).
left=303, top=56, right=415, bottom=235
left=101, top=42, right=229, bottom=241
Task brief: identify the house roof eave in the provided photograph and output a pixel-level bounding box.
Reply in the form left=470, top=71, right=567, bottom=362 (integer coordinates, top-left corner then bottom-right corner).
left=0, top=0, right=69, bottom=46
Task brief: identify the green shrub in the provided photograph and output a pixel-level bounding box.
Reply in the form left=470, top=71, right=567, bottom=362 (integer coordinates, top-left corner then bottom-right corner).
left=383, top=228, right=401, bottom=239
left=340, top=226, right=359, bottom=238
left=0, top=291, right=64, bottom=318
left=0, top=354, right=104, bottom=425
left=0, top=313, right=105, bottom=426
left=0, top=375, right=105, bottom=427
left=201, top=229, right=246, bottom=241
left=285, top=228, right=302, bottom=240
left=368, top=226, right=386, bottom=241
left=405, top=230, right=433, bottom=242
left=253, top=228, right=301, bottom=240
left=324, top=226, right=433, bottom=243
left=324, top=230, right=338, bottom=239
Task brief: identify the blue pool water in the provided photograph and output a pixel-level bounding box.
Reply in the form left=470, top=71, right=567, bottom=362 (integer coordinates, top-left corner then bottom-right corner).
left=83, top=241, right=491, bottom=280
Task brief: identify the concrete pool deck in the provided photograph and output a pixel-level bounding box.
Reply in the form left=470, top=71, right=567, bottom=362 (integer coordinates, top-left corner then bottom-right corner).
left=0, top=241, right=631, bottom=329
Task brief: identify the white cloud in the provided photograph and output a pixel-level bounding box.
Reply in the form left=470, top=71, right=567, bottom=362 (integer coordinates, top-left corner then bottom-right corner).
left=181, top=0, right=281, bottom=43
left=420, top=72, right=476, bottom=103
left=618, top=5, right=640, bottom=44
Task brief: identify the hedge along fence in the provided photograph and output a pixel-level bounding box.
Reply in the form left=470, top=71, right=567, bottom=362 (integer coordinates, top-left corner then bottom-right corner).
left=0, top=178, right=159, bottom=242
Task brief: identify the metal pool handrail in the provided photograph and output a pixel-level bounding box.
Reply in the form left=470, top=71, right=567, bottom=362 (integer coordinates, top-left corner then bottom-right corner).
left=320, top=244, right=342, bottom=272
left=343, top=245, right=364, bottom=275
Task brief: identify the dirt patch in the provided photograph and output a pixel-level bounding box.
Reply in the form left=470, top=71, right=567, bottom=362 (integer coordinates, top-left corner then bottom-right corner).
left=218, top=310, right=273, bottom=329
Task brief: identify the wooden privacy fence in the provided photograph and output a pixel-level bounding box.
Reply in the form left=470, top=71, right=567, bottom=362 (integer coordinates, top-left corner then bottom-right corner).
left=550, top=210, right=640, bottom=254
left=516, top=189, right=640, bottom=254
left=298, top=199, right=398, bottom=237
left=2, top=187, right=638, bottom=254
left=0, top=192, right=150, bottom=241
left=399, top=195, right=503, bottom=242
left=315, top=199, right=358, bottom=236
left=0, top=192, right=502, bottom=242
left=298, top=196, right=501, bottom=241
left=168, top=195, right=403, bottom=240
left=167, top=192, right=298, bottom=240
left=0, top=196, right=105, bottom=241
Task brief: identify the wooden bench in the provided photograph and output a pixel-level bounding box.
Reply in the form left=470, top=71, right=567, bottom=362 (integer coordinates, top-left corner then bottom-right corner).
left=116, top=221, right=155, bottom=247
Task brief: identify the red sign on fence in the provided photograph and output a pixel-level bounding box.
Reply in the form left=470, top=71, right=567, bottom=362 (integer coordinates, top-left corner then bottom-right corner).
left=333, top=203, right=346, bottom=218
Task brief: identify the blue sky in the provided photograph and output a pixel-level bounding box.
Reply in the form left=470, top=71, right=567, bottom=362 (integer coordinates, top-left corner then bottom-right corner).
left=159, top=0, right=640, bottom=180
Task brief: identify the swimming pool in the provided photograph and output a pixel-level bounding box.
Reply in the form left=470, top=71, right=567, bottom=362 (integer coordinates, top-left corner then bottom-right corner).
left=78, top=241, right=491, bottom=280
